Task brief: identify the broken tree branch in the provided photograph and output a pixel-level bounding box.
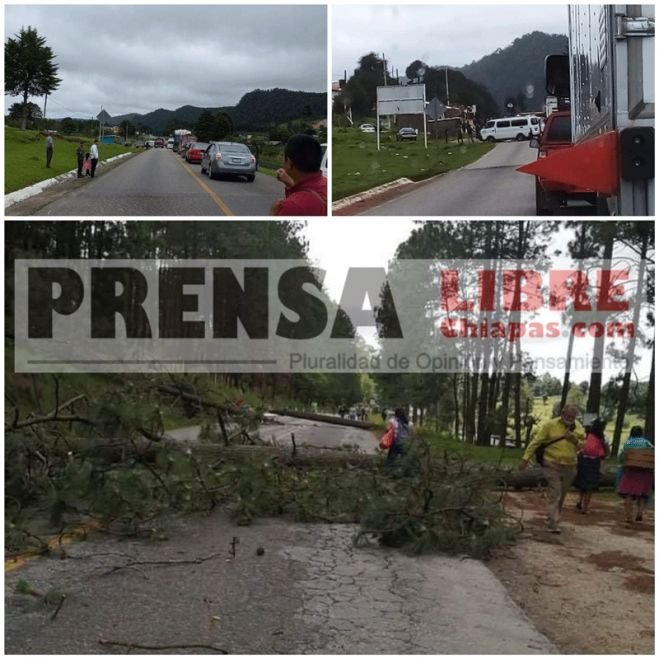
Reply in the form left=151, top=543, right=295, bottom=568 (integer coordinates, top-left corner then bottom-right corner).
left=98, top=637, right=230, bottom=653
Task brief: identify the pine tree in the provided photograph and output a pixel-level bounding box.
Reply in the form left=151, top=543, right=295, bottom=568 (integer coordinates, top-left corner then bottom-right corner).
left=5, top=26, right=61, bottom=130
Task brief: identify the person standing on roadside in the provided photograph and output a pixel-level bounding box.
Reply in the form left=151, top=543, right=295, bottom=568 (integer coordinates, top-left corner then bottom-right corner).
left=45, top=132, right=54, bottom=168
left=90, top=139, right=99, bottom=178
left=519, top=403, right=585, bottom=533
left=76, top=140, right=85, bottom=178
left=575, top=418, right=608, bottom=514
left=384, top=407, right=414, bottom=469
left=616, top=426, right=654, bottom=523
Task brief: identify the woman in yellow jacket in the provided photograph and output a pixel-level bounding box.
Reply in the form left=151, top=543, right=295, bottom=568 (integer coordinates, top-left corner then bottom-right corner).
left=519, top=404, right=585, bottom=533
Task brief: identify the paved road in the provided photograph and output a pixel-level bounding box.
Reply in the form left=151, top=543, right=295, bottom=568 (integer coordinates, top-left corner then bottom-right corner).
left=166, top=414, right=379, bottom=454
left=5, top=514, right=556, bottom=654
left=359, top=141, right=537, bottom=216
left=29, top=149, right=283, bottom=216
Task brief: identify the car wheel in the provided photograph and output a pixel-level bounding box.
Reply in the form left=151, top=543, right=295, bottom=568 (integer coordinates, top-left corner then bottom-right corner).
left=516, top=133, right=525, bottom=141
left=486, top=136, right=495, bottom=143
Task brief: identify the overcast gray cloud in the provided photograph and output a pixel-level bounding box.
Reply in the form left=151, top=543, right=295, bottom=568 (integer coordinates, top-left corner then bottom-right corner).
left=5, top=5, right=327, bottom=118
left=333, top=4, right=568, bottom=80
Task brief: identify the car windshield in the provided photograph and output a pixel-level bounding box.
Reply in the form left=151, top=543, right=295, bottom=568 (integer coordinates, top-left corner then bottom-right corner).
left=545, top=116, right=572, bottom=142
left=220, top=144, right=250, bottom=154
left=484, top=121, right=495, bottom=129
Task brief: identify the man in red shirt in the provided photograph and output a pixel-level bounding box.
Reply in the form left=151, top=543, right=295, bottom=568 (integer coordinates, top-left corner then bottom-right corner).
left=272, top=135, right=327, bottom=216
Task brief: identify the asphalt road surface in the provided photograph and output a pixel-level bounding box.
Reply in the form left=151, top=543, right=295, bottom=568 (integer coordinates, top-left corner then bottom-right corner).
left=166, top=414, right=379, bottom=454
left=30, top=148, right=284, bottom=216
left=360, top=141, right=538, bottom=216
left=5, top=514, right=556, bottom=654
left=5, top=416, right=555, bottom=653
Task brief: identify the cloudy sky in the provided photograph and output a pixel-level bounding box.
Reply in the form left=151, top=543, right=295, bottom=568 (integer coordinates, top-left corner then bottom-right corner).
left=333, top=4, right=568, bottom=81
left=5, top=4, right=327, bottom=119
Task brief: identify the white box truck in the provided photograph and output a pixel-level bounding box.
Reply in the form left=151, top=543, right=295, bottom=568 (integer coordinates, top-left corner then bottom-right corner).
left=520, top=5, right=654, bottom=216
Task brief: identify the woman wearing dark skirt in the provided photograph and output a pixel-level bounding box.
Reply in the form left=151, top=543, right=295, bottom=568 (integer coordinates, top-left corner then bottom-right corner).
left=575, top=418, right=608, bottom=514
left=617, top=426, right=654, bottom=523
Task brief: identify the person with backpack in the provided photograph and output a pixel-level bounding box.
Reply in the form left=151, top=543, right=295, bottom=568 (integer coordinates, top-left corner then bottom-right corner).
left=384, top=407, right=413, bottom=469
left=616, top=426, right=654, bottom=523
left=575, top=418, right=609, bottom=514
left=519, top=403, right=585, bottom=533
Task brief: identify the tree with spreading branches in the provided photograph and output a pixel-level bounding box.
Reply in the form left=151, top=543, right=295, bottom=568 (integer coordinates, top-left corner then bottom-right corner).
left=5, top=26, right=61, bottom=130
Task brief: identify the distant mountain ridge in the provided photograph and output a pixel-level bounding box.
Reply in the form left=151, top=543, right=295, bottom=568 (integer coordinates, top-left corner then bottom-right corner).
left=109, top=88, right=326, bottom=134
left=460, top=31, right=568, bottom=114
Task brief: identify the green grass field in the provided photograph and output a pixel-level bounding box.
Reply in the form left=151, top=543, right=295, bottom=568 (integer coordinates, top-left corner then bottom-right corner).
left=531, top=395, right=643, bottom=437
left=5, top=127, right=138, bottom=194
left=332, top=126, right=494, bottom=201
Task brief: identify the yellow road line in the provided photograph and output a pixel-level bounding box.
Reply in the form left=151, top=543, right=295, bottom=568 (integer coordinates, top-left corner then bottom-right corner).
left=178, top=159, right=235, bottom=216
left=5, top=521, right=102, bottom=573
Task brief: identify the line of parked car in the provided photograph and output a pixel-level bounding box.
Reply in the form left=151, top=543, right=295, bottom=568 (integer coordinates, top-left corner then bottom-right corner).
left=174, top=139, right=327, bottom=180
left=359, top=123, right=419, bottom=141
left=175, top=140, right=257, bottom=182
left=357, top=115, right=544, bottom=143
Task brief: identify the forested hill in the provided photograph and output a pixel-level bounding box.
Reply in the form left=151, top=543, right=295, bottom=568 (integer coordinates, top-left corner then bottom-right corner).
left=232, top=89, right=326, bottom=130
left=110, top=88, right=326, bottom=134
left=460, top=31, right=568, bottom=114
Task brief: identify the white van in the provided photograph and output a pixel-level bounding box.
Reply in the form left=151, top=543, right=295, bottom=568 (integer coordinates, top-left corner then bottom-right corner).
left=480, top=116, right=542, bottom=142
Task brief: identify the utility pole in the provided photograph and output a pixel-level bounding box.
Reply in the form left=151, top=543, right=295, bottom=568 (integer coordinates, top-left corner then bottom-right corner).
left=445, top=68, right=450, bottom=106
left=43, top=93, right=48, bottom=122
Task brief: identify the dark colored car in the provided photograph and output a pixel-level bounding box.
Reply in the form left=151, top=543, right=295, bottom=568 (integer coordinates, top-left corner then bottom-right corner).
left=397, top=127, right=417, bottom=141
left=532, top=110, right=597, bottom=215
left=154, top=138, right=165, bottom=148
left=185, top=142, right=209, bottom=164
left=200, top=142, right=256, bottom=181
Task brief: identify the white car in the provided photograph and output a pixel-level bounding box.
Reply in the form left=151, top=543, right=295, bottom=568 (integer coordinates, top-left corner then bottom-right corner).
left=359, top=123, right=376, bottom=133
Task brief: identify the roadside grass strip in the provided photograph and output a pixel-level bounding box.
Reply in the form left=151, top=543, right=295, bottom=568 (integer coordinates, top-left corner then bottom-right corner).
left=5, top=126, right=138, bottom=194
left=332, top=128, right=494, bottom=201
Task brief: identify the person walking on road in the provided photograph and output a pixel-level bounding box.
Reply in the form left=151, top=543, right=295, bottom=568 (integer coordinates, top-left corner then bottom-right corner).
left=519, top=403, right=585, bottom=533
left=616, top=426, right=654, bottom=523
left=575, top=418, right=608, bottom=514
left=384, top=407, right=413, bottom=469
left=90, top=139, right=99, bottom=178
left=76, top=140, right=85, bottom=178
left=271, top=134, right=327, bottom=216
left=45, top=133, right=54, bottom=168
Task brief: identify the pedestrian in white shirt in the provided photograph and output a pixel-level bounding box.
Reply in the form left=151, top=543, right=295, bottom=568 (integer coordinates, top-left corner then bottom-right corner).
left=90, top=140, right=99, bottom=178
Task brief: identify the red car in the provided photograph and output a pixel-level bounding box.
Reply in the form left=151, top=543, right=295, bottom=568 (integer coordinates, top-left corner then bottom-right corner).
left=185, top=142, right=210, bottom=164
left=532, top=111, right=597, bottom=215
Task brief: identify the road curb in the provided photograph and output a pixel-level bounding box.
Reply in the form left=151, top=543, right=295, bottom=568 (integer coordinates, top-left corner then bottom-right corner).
left=332, top=177, right=415, bottom=213
left=5, top=153, right=134, bottom=209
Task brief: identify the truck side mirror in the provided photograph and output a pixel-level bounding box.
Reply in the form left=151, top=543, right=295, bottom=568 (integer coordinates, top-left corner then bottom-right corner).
left=529, top=138, right=539, bottom=149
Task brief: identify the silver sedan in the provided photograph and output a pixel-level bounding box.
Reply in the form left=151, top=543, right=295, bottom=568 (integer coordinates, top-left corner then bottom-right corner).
left=200, top=142, right=256, bottom=182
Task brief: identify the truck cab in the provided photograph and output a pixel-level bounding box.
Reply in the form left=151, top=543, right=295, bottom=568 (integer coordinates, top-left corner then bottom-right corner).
left=531, top=110, right=598, bottom=214
left=519, top=5, right=654, bottom=216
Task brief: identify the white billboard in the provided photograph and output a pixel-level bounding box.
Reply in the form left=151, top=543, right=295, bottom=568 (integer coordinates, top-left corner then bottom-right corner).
left=377, top=84, right=426, bottom=115
left=376, top=84, right=427, bottom=149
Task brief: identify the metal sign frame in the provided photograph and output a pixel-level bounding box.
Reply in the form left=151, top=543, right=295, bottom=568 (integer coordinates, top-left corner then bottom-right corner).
left=376, top=84, right=427, bottom=150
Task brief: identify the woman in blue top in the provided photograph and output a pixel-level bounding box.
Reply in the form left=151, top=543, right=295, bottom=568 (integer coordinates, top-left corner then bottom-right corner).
left=616, top=426, right=654, bottom=523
